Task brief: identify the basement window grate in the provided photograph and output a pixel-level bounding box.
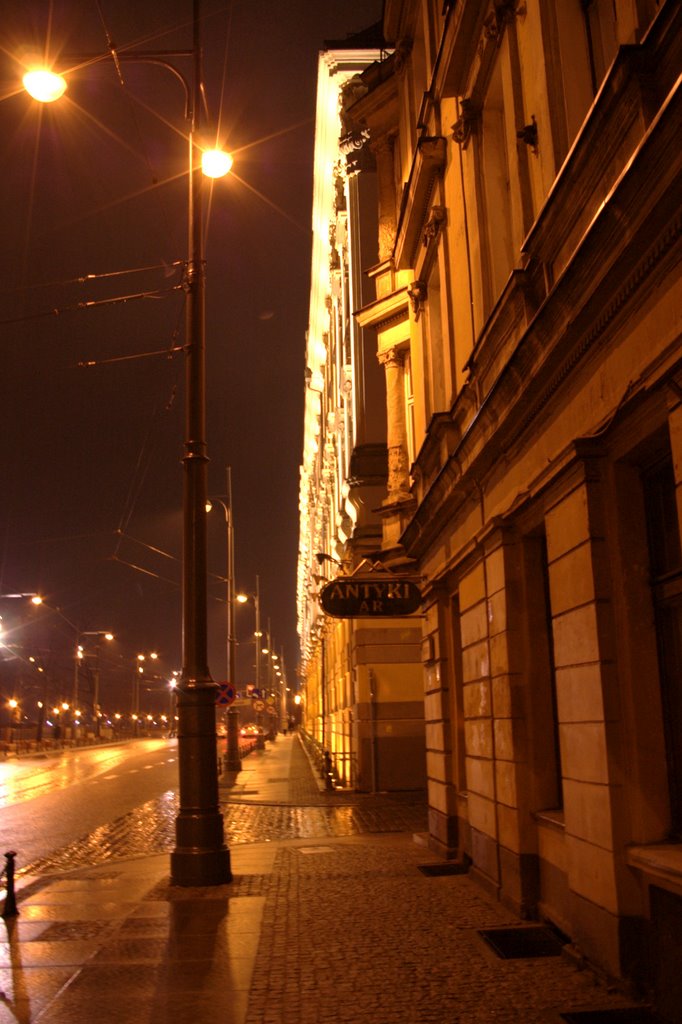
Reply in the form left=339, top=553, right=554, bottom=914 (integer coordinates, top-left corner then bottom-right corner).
left=417, top=862, right=469, bottom=877
left=559, top=1010, right=664, bottom=1023
left=478, top=925, right=565, bottom=959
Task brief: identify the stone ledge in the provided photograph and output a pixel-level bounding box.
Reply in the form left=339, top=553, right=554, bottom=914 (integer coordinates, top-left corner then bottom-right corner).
left=626, top=842, right=682, bottom=896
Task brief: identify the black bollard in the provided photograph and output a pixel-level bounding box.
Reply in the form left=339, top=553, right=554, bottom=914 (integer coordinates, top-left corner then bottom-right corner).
left=323, top=751, right=334, bottom=791
left=2, top=851, right=18, bottom=918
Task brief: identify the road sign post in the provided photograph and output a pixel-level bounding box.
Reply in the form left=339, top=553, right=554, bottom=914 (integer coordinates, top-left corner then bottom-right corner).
left=215, top=684, right=240, bottom=772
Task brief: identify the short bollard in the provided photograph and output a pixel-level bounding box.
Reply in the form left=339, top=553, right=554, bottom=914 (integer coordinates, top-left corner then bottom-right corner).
left=2, top=851, right=18, bottom=918
left=323, top=751, right=334, bottom=791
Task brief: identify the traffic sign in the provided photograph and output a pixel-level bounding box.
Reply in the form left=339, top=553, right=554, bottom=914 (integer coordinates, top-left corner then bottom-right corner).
left=215, top=683, right=236, bottom=707
left=253, top=699, right=265, bottom=712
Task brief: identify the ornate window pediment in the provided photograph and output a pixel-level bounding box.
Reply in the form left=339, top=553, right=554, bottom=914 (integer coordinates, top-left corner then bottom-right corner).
left=394, top=137, right=447, bottom=270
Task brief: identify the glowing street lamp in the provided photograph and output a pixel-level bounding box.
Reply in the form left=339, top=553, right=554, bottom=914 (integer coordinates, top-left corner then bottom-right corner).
left=22, top=68, right=67, bottom=103
left=236, top=577, right=264, bottom=746
left=202, top=149, right=233, bottom=178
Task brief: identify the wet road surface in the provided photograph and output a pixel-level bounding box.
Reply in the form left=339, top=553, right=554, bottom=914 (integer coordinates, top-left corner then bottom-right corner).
left=5, top=737, right=427, bottom=878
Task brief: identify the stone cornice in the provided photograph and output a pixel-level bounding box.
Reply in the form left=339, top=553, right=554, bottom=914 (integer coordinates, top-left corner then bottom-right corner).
left=355, top=287, right=409, bottom=332
left=523, top=3, right=681, bottom=278
left=401, top=84, right=682, bottom=561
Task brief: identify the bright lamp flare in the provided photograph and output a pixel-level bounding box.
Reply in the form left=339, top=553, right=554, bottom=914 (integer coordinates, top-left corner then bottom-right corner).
left=23, top=69, right=67, bottom=103
left=201, top=149, right=233, bottom=179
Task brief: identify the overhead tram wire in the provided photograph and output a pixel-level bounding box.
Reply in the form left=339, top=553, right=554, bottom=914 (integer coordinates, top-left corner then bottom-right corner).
left=75, top=345, right=183, bottom=369
left=110, top=532, right=229, bottom=595
left=0, top=260, right=185, bottom=297
left=111, top=302, right=184, bottom=552
left=0, top=283, right=184, bottom=328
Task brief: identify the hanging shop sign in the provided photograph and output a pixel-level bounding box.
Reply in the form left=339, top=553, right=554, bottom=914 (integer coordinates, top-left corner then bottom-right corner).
left=319, top=576, right=422, bottom=618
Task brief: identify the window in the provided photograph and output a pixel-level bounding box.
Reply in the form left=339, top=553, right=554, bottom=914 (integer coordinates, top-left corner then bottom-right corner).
left=425, top=260, right=445, bottom=414
left=480, top=59, right=514, bottom=311
left=404, top=349, right=416, bottom=467
left=581, top=0, right=619, bottom=93
left=643, top=454, right=682, bottom=838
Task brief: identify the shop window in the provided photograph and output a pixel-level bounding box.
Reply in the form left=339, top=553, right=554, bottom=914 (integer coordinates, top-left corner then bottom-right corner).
left=643, top=454, right=682, bottom=838
left=523, top=532, right=563, bottom=812
left=448, top=593, right=466, bottom=790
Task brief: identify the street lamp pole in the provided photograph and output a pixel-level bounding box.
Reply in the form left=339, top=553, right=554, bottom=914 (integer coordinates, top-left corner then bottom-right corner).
left=207, top=472, right=241, bottom=772
left=254, top=576, right=265, bottom=748
left=172, top=0, right=231, bottom=886
left=224, top=467, right=241, bottom=772
left=21, top=0, right=232, bottom=887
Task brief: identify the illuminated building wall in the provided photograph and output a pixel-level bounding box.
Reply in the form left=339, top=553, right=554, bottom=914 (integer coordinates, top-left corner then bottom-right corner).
left=345, top=0, right=682, bottom=1013
left=298, top=29, right=426, bottom=792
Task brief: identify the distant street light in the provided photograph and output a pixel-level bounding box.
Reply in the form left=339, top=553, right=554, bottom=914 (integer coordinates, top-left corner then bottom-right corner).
left=134, top=652, right=158, bottom=735
left=77, top=631, right=115, bottom=737
left=21, top=0, right=233, bottom=886
left=236, top=576, right=264, bottom=747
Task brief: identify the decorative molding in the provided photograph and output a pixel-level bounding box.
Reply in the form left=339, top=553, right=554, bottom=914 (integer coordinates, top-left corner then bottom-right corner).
left=333, top=167, right=346, bottom=213
left=378, top=345, right=407, bottom=370
left=340, top=127, right=373, bottom=176
left=407, top=280, right=428, bottom=319
left=393, top=37, right=413, bottom=77
left=423, top=205, right=446, bottom=249
left=516, top=114, right=538, bottom=155
left=483, top=0, right=520, bottom=44
left=452, top=98, right=479, bottom=148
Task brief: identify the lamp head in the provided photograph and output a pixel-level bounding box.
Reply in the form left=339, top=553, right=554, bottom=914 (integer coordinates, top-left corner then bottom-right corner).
left=201, top=149, right=233, bottom=179
left=23, top=68, right=67, bottom=103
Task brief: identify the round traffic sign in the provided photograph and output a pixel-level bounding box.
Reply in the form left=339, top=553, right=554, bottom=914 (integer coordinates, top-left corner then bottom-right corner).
left=215, top=683, right=236, bottom=706
left=253, top=699, right=265, bottom=712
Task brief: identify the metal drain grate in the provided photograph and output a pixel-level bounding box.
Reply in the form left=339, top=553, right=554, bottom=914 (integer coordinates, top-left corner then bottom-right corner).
left=478, top=925, right=565, bottom=959
left=418, top=862, right=469, bottom=877
left=560, top=1010, right=663, bottom=1023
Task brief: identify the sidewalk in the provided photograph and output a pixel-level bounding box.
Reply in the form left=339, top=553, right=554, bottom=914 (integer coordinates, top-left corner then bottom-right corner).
left=1, top=735, right=654, bottom=1024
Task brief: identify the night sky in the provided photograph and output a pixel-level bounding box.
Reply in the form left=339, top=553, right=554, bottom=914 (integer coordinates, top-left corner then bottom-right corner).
left=0, top=1, right=383, bottom=712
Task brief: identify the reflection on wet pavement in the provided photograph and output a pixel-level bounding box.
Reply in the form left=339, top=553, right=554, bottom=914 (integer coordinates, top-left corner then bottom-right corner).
left=0, top=741, right=169, bottom=808
left=21, top=792, right=427, bottom=877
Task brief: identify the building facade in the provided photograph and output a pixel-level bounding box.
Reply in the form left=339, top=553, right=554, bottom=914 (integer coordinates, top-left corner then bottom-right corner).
left=297, top=31, right=426, bottom=792
left=333, top=0, right=681, bottom=1014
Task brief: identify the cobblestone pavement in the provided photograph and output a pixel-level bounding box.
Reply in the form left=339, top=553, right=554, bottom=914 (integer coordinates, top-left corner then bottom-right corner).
left=21, top=794, right=428, bottom=876
left=6, top=735, right=655, bottom=1024
left=243, top=838, right=639, bottom=1024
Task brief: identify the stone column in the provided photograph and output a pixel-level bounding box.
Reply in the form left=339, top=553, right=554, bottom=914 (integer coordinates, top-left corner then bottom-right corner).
left=378, top=346, right=411, bottom=505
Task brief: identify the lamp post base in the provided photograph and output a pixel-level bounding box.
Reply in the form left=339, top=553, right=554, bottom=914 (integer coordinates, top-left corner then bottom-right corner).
left=171, top=812, right=232, bottom=886
left=171, top=685, right=233, bottom=887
